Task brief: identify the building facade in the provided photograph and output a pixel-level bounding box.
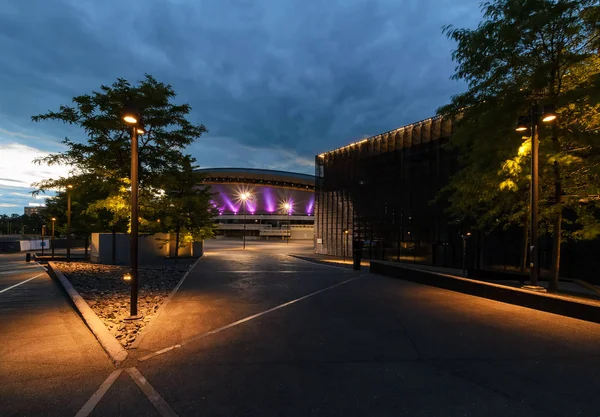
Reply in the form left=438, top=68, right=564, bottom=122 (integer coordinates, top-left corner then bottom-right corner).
left=195, top=168, right=315, bottom=240
left=24, top=206, right=45, bottom=216
left=314, top=116, right=464, bottom=265
left=314, top=115, right=600, bottom=282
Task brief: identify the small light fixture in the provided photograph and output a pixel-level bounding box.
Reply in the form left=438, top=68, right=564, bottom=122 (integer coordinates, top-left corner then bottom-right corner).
left=122, top=103, right=140, bottom=125
left=67, top=184, right=73, bottom=189
left=51, top=217, right=56, bottom=221
left=515, top=115, right=530, bottom=132
left=123, top=273, right=132, bottom=281
left=541, top=104, right=557, bottom=123
left=136, top=125, right=145, bottom=135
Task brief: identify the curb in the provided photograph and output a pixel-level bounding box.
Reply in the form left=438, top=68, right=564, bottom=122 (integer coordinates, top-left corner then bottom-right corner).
left=371, top=261, right=600, bottom=324
left=129, top=255, right=203, bottom=349
left=47, top=262, right=128, bottom=365
left=288, top=254, right=368, bottom=270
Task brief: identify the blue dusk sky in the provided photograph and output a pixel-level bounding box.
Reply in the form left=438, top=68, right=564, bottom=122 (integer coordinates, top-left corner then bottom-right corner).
left=0, top=0, right=482, bottom=214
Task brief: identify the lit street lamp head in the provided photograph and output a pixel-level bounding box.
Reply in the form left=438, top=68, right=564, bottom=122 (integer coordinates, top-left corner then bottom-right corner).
left=67, top=184, right=73, bottom=189
left=122, top=103, right=140, bottom=125
left=542, top=104, right=557, bottom=122
left=123, top=115, right=138, bottom=124
left=136, top=125, right=145, bottom=135
left=51, top=217, right=56, bottom=221
left=515, top=115, right=530, bottom=132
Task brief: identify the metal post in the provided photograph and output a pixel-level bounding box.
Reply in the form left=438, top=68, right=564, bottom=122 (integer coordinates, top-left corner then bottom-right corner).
left=530, top=105, right=540, bottom=287
left=287, top=210, right=290, bottom=244
left=41, top=225, right=45, bottom=256
left=462, top=235, right=467, bottom=277
left=243, top=201, right=246, bottom=250
left=51, top=219, right=55, bottom=259
left=130, top=126, right=139, bottom=318
left=67, top=190, right=71, bottom=262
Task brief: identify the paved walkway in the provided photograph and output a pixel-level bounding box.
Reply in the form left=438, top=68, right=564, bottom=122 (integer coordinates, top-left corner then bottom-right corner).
left=128, top=241, right=600, bottom=416
left=4, top=242, right=600, bottom=416
left=0, top=253, right=114, bottom=417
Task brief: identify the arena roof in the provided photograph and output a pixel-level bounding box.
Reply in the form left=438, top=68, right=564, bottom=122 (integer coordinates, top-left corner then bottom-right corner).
left=194, top=168, right=315, bottom=191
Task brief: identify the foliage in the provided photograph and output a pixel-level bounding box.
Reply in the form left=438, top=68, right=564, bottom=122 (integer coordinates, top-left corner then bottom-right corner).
left=31, top=75, right=213, bottom=240
left=438, top=0, right=600, bottom=238
left=148, top=164, right=217, bottom=254
left=0, top=213, right=45, bottom=235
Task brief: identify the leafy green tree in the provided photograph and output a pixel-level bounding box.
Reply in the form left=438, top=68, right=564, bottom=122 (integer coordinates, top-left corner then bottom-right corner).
left=438, top=0, right=600, bottom=290
left=149, top=164, right=217, bottom=258
left=31, top=75, right=213, bottom=251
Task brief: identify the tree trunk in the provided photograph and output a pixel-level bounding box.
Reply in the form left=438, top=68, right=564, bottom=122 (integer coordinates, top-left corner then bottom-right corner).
left=549, top=124, right=562, bottom=292
left=175, top=223, right=180, bottom=260
left=550, top=210, right=562, bottom=292
left=521, top=216, right=529, bottom=273
left=549, top=160, right=562, bottom=292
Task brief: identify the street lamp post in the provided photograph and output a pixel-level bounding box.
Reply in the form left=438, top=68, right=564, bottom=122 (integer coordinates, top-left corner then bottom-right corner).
left=343, top=229, right=349, bottom=262
left=461, top=232, right=471, bottom=277
left=122, top=104, right=145, bottom=319
left=66, top=184, right=73, bottom=262
left=41, top=225, right=45, bottom=256
left=283, top=202, right=291, bottom=244
left=51, top=218, right=56, bottom=259
left=516, top=103, right=556, bottom=290
left=240, top=192, right=250, bottom=250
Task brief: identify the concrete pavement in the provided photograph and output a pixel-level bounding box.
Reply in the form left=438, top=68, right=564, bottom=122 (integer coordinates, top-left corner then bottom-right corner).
left=0, top=252, right=114, bottom=417
left=128, top=240, right=600, bottom=416
left=3, top=241, right=600, bottom=416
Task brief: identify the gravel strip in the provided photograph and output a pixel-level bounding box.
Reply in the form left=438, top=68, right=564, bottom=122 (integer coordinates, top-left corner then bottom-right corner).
left=56, top=259, right=196, bottom=348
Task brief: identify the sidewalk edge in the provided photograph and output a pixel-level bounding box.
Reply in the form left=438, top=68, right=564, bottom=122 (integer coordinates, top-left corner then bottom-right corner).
left=371, top=260, right=600, bottom=324
left=47, top=261, right=128, bottom=365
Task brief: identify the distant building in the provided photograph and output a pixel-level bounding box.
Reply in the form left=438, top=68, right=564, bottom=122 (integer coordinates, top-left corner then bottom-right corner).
left=24, top=206, right=45, bottom=216
left=195, top=168, right=315, bottom=240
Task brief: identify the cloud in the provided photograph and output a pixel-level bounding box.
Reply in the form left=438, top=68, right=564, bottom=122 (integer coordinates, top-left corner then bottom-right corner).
left=0, top=0, right=482, bottom=212
left=0, top=143, right=70, bottom=213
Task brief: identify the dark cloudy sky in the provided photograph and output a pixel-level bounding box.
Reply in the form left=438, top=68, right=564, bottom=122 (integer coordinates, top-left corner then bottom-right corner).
left=0, top=0, right=481, bottom=214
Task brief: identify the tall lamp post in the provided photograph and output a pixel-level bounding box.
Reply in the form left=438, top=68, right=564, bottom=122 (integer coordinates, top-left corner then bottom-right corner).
left=51, top=217, right=56, bottom=259
left=283, top=202, right=291, bottom=244
left=240, top=192, right=250, bottom=250
left=122, top=104, right=145, bottom=319
left=515, top=103, right=556, bottom=290
left=66, top=184, right=73, bottom=262
left=41, top=224, right=46, bottom=256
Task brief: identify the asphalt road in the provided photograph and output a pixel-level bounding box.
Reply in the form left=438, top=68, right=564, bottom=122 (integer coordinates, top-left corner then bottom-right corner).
left=3, top=242, right=600, bottom=416
left=130, top=241, right=600, bottom=417
left=0, top=252, right=114, bottom=417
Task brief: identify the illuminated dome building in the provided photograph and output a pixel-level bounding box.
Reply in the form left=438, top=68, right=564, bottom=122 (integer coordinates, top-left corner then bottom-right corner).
left=195, top=168, right=315, bottom=240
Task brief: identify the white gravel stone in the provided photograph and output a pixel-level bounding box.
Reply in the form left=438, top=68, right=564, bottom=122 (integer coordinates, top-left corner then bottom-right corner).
left=56, top=258, right=195, bottom=348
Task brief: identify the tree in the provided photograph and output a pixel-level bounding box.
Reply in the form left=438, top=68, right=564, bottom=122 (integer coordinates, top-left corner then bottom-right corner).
left=149, top=164, right=217, bottom=259
left=438, top=0, right=600, bottom=290
left=31, top=75, right=214, bottom=253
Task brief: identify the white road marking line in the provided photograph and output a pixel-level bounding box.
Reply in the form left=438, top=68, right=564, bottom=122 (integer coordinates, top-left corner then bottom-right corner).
left=74, top=369, right=123, bottom=417
left=0, top=266, right=43, bottom=274
left=130, top=256, right=203, bottom=349
left=0, top=273, right=44, bottom=294
left=138, top=273, right=367, bottom=362
left=209, top=270, right=327, bottom=273
left=127, top=367, right=178, bottom=417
